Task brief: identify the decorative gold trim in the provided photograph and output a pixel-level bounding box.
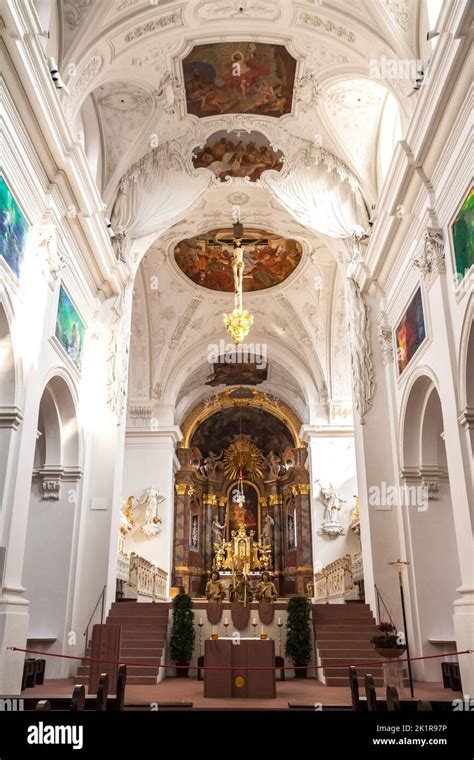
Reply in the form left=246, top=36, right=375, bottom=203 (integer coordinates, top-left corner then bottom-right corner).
left=174, top=566, right=190, bottom=572
left=226, top=479, right=261, bottom=541
left=268, top=494, right=281, bottom=506
left=175, top=484, right=187, bottom=495
left=179, top=388, right=303, bottom=448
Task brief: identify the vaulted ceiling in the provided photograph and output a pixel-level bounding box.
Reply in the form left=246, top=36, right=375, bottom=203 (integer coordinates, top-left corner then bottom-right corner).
left=47, top=0, right=432, bottom=427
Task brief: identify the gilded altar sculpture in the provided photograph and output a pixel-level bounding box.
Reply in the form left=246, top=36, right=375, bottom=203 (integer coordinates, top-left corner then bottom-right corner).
left=212, top=521, right=272, bottom=575
left=255, top=571, right=277, bottom=603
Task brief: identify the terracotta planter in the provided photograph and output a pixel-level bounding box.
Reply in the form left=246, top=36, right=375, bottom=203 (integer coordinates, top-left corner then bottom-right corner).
left=375, top=647, right=406, bottom=659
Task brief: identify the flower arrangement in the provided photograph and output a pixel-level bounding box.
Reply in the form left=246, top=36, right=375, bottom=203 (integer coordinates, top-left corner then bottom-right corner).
left=370, top=621, right=400, bottom=648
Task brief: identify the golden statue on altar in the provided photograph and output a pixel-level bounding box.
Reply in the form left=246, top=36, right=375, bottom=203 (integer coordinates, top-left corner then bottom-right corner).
left=213, top=520, right=272, bottom=575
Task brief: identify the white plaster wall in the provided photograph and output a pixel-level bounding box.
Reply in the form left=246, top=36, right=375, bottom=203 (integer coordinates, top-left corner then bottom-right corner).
left=121, top=430, right=181, bottom=588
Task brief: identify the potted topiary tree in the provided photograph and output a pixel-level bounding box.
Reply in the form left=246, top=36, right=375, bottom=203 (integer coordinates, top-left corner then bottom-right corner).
left=285, top=595, right=312, bottom=678
left=170, top=593, right=195, bottom=677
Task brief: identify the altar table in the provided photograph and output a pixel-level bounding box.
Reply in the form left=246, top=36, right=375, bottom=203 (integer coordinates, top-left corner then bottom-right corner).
left=204, top=638, right=276, bottom=698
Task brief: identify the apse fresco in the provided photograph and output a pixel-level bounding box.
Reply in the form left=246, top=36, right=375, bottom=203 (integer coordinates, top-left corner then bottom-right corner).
left=228, top=481, right=259, bottom=540
left=193, top=130, right=283, bottom=181
left=206, top=362, right=268, bottom=387
left=174, top=228, right=302, bottom=292
left=55, top=286, right=85, bottom=371
left=395, top=288, right=426, bottom=375
left=183, top=42, right=296, bottom=118
left=190, top=407, right=293, bottom=459
left=452, top=187, right=474, bottom=280
left=0, top=176, right=29, bottom=277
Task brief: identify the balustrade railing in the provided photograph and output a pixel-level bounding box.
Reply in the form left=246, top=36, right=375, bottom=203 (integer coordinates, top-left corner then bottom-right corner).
left=116, top=551, right=168, bottom=601
left=314, top=551, right=364, bottom=603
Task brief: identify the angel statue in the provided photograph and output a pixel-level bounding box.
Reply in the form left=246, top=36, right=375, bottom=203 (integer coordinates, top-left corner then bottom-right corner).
left=139, top=487, right=166, bottom=538
left=200, top=450, right=223, bottom=478
left=212, top=517, right=227, bottom=546
left=265, top=450, right=283, bottom=478
left=262, top=512, right=275, bottom=547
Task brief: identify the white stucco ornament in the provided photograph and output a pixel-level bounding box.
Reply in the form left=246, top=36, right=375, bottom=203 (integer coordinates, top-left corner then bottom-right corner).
left=139, top=487, right=166, bottom=538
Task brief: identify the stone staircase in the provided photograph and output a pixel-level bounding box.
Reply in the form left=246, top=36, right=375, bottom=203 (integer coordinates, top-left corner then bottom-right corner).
left=313, top=602, right=406, bottom=687
left=78, top=601, right=170, bottom=685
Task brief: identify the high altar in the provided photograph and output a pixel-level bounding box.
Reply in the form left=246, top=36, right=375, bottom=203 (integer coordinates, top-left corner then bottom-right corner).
left=172, top=388, right=314, bottom=597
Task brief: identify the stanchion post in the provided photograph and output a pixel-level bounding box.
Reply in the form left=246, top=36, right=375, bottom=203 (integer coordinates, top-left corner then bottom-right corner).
left=388, top=559, right=414, bottom=697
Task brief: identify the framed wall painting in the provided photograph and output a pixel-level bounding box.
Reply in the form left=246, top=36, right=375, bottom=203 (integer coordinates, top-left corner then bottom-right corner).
left=0, top=176, right=29, bottom=278
left=451, top=186, right=473, bottom=282
left=395, top=287, right=426, bottom=376
left=55, top=285, right=85, bottom=372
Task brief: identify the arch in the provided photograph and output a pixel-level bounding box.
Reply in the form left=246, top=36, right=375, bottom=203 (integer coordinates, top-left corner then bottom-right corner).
left=400, top=371, right=461, bottom=680
left=0, top=302, right=16, bottom=408
left=161, top=335, right=322, bottom=413
left=37, top=370, right=81, bottom=469
left=179, top=387, right=303, bottom=449
left=421, top=387, right=447, bottom=470
left=22, top=371, right=81, bottom=678
left=399, top=366, right=440, bottom=469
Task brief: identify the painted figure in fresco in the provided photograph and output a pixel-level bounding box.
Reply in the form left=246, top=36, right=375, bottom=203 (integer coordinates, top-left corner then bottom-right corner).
left=229, top=570, right=252, bottom=604
left=205, top=570, right=226, bottom=602
left=255, top=571, right=278, bottom=603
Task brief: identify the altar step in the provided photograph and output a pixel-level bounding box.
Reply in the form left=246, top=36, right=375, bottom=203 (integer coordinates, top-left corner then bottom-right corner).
left=77, top=601, right=170, bottom=685
left=312, top=603, right=408, bottom=687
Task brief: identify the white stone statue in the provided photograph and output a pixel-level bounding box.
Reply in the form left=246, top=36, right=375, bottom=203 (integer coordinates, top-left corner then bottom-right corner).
left=139, top=487, right=165, bottom=538
left=316, top=481, right=345, bottom=537
left=212, top=517, right=227, bottom=546
left=262, top=513, right=275, bottom=546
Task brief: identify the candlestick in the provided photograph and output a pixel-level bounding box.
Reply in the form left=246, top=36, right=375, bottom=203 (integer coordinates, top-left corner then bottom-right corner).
left=251, top=619, right=258, bottom=637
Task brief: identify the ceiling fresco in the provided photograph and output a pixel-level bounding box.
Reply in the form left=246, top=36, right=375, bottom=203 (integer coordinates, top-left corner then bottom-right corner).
left=192, top=129, right=283, bottom=181
left=174, top=227, right=302, bottom=292
left=183, top=42, right=296, bottom=118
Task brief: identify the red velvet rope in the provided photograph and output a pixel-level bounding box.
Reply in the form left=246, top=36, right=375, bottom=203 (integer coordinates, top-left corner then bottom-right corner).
left=6, top=646, right=473, bottom=672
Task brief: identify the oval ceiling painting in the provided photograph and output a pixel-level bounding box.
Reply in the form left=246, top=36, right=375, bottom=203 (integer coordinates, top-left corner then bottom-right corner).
left=174, top=229, right=302, bottom=293
left=193, top=130, right=283, bottom=182
left=183, top=42, right=296, bottom=118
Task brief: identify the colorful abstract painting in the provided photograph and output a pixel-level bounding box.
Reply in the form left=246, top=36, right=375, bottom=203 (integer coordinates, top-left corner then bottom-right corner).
left=55, top=286, right=85, bottom=371
left=452, top=187, right=474, bottom=281
left=174, top=228, right=302, bottom=292
left=228, top=481, right=259, bottom=540
left=193, top=130, right=283, bottom=181
left=183, top=42, right=296, bottom=118
left=0, top=176, right=29, bottom=277
left=395, top=288, right=426, bottom=375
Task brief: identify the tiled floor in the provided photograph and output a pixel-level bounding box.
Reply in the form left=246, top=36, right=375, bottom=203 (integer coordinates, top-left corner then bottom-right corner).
left=21, top=677, right=461, bottom=709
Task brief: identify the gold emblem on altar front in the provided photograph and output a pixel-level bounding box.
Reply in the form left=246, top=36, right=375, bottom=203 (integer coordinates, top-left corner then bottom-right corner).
left=235, top=676, right=245, bottom=688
